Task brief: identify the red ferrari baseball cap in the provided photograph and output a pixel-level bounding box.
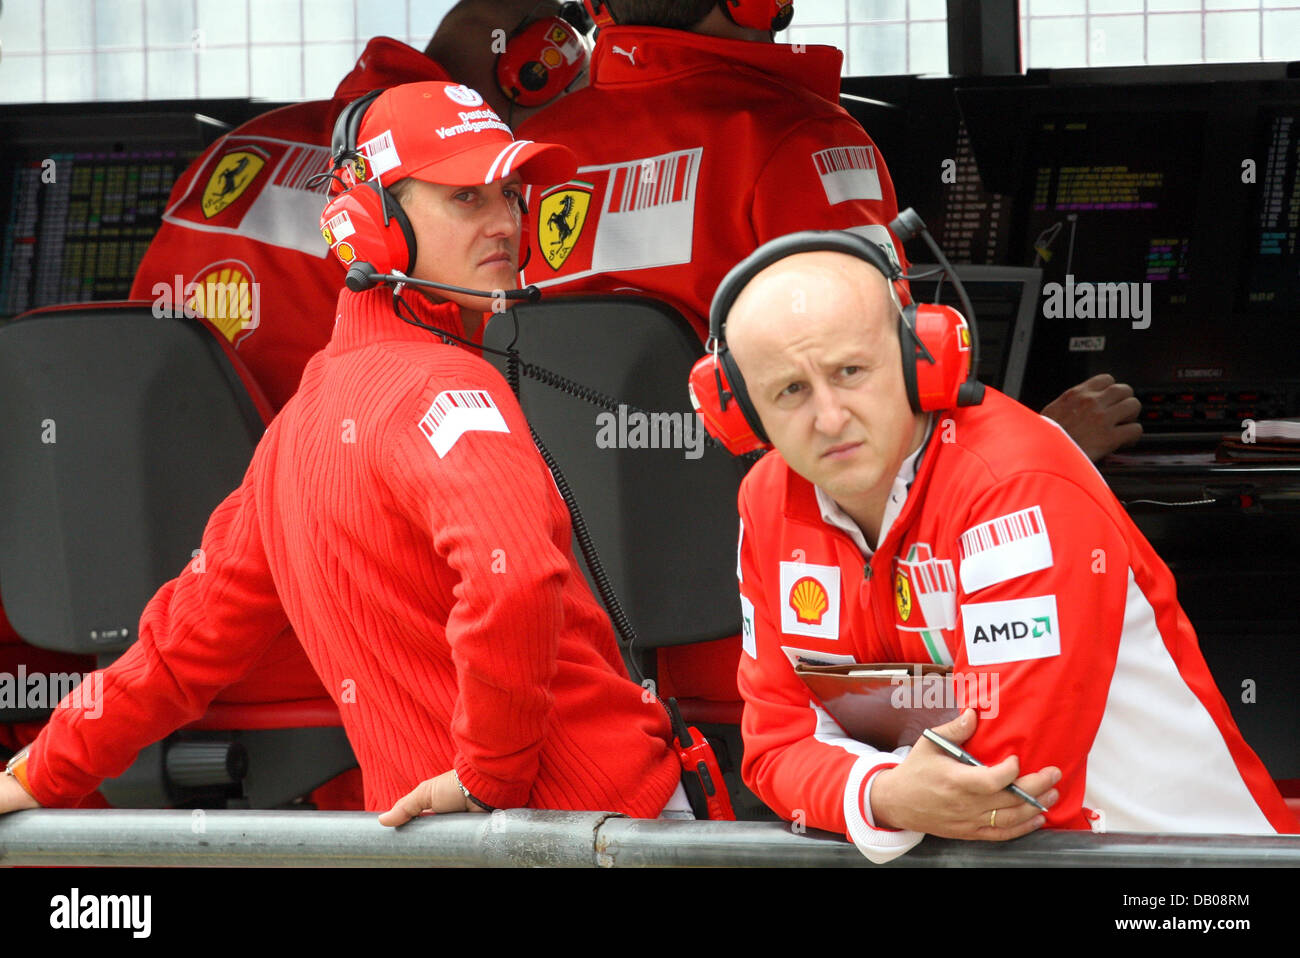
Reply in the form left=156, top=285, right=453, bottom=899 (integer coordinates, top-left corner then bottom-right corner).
left=352, top=81, right=575, bottom=187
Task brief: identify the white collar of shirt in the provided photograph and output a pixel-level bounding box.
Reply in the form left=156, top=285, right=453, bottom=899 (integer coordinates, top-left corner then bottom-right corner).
left=814, top=415, right=934, bottom=558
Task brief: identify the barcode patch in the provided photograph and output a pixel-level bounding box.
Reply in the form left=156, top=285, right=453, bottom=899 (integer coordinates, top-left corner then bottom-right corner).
left=812, top=145, right=882, bottom=204
left=961, top=507, right=1044, bottom=555
left=958, top=506, right=1053, bottom=594
left=812, top=146, right=877, bottom=176
left=361, top=129, right=401, bottom=177
left=418, top=389, right=509, bottom=458
left=274, top=144, right=334, bottom=192
left=608, top=149, right=700, bottom=214
left=323, top=210, right=355, bottom=241
left=587, top=148, right=701, bottom=274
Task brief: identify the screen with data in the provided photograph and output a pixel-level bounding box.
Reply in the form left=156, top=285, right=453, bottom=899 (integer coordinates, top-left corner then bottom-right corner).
left=1241, top=106, right=1300, bottom=313
left=1, top=150, right=196, bottom=316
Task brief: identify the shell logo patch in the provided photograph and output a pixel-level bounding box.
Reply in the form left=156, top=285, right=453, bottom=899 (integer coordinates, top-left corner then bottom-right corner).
left=201, top=149, right=267, bottom=219
left=538, top=182, right=592, bottom=271
left=894, top=570, right=912, bottom=622
left=336, top=242, right=356, bottom=264
left=186, top=260, right=259, bottom=343
left=778, top=561, right=840, bottom=640
left=789, top=577, right=828, bottom=625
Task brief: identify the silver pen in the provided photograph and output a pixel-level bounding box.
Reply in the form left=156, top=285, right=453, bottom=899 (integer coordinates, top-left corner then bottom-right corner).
left=921, top=727, right=1049, bottom=813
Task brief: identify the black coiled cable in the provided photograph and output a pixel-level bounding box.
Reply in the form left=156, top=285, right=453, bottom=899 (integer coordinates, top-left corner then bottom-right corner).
left=501, top=316, right=760, bottom=684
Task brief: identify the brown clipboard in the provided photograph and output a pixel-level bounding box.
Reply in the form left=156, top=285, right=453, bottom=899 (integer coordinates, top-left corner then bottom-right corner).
left=795, top=662, right=958, bottom=751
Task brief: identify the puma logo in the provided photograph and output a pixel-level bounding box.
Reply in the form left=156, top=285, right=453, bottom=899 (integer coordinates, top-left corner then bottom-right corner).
left=611, top=45, right=637, bottom=65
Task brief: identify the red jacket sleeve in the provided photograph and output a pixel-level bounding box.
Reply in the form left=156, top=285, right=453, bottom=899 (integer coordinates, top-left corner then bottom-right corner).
left=736, top=495, right=921, bottom=862
left=382, top=361, right=571, bottom=811
left=750, top=115, right=910, bottom=278
left=949, top=469, right=1131, bottom=831
left=26, top=453, right=290, bottom=806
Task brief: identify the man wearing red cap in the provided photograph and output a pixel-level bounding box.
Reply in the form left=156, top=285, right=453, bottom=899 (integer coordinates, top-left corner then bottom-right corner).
left=1, top=82, right=684, bottom=822
left=0, top=0, right=590, bottom=805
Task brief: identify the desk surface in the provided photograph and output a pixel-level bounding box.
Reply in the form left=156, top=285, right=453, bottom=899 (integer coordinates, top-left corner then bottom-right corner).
left=1101, top=453, right=1300, bottom=509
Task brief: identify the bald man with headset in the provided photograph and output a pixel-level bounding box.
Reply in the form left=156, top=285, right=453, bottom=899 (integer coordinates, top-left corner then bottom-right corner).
left=689, top=229, right=1297, bottom=862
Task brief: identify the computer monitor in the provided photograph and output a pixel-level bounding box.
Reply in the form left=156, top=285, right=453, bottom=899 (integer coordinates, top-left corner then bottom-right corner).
left=0, top=102, right=261, bottom=320
left=840, top=75, right=1020, bottom=268
left=960, top=77, right=1300, bottom=435
left=906, top=263, right=1042, bottom=400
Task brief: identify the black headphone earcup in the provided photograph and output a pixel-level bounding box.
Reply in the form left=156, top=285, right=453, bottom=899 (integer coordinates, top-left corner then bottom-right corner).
left=899, top=307, right=921, bottom=414
left=720, top=345, right=769, bottom=445
left=329, top=88, right=387, bottom=184
left=384, top=190, right=418, bottom=275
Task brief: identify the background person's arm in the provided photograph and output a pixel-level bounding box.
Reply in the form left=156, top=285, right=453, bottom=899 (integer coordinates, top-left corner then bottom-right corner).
left=1040, top=373, right=1143, bottom=460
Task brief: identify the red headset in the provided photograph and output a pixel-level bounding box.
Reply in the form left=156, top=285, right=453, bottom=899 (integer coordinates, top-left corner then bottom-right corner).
left=317, top=89, right=534, bottom=277
left=688, top=230, right=983, bottom=457
left=496, top=8, right=592, bottom=108
left=583, top=0, right=793, bottom=33
left=318, top=90, right=418, bottom=276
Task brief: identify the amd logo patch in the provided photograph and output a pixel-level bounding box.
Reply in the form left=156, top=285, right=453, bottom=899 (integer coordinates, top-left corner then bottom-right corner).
left=971, top=617, right=1053, bottom=643
left=961, top=594, right=1061, bottom=666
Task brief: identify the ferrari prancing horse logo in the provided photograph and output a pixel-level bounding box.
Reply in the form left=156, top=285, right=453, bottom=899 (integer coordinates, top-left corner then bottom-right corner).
left=201, top=149, right=267, bottom=219
left=538, top=183, right=592, bottom=271
left=895, top=570, right=912, bottom=621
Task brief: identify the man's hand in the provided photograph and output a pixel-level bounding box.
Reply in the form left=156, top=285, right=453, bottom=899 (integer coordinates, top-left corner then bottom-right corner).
left=0, top=772, right=40, bottom=814
left=378, top=769, right=489, bottom=827
left=1040, top=373, right=1142, bottom=461
left=869, top=709, right=1060, bottom=840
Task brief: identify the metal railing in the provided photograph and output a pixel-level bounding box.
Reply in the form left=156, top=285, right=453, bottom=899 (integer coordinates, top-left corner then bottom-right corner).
left=2, top=809, right=1298, bottom=867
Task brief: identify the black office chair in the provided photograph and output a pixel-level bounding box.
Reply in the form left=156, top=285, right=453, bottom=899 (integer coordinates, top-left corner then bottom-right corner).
left=0, top=303, right=355, bottom=808
left=484, top=295, right=774, bottom=818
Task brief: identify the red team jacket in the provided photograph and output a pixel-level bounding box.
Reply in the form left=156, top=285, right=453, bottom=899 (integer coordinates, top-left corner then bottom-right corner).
left=129, top=38, right=450, bottom=412
left=517, top=27, right=908, bottom=700
left=516, top=26, right=908, bottom=336
left=737, top=391, right=1299, bottom=861
left=27, top=287, right=681, bottom=815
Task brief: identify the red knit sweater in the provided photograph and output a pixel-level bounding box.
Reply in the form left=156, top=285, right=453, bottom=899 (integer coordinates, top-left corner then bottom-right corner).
left=28, top=287, right=681, bottom=816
